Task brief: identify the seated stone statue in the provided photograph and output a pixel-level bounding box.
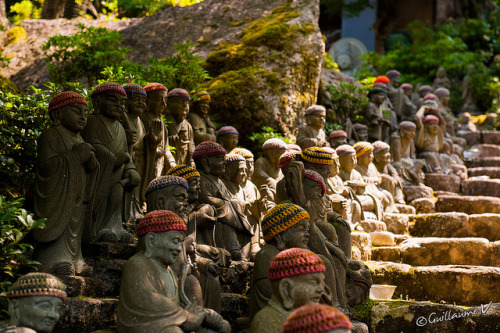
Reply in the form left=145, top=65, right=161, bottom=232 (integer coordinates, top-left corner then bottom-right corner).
left=350, top=123, right=368, bottom=144
left=166, top=89, right=195, bottom=166
left=433, top=67, right=451, bottom=91
left=275, top=151, right=303, bottom=204
left=251, top=248, right=326, bottom=333
left=296, top=105, right=330, bottom=150
left=3, top=273, right=66, bottom=333
left=386, top=70, right=417, bottom=122
left=283, top=303, right=352, bottom=333
left=252, top=138, right=287, bottom=203
left=372, top=141, right=405, bottom=204
left=34, top=92, right=97, bottom=276
left=328, top=130, right=348, bottom=149
left=81, top=82, right=139, bottom=243
left=365, top=86, right=391, bottom=142
left=117, top=210, right=230, bottom=333
left=415, top=106, right=446, bottom=173
left=457, top=112, right=477, bottom=134
left=187, top=91, right=216, bottom=145
left=462, top=64, right=479, bottom=114
left=414, top=85, right=433, bottom=109
left=217, top=126, right=239, bottom=153
left=401, top=83, right=413, bottom=99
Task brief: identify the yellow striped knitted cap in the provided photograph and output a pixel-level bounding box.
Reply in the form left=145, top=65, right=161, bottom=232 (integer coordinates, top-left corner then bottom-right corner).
left=268, top=248, right=325, bottom=281
left=262, top=203, right=310, bottom=242
left=166, top=164, right=200, bottom=180
left=353, top=141, right=373, bottom=157
left=283, top=303, right=352, bottom=333
left=301, top=147, right=334, bottom=165
left=7, top=273, right=67, bottom=301
left=192, top=90, right=210, bottom=103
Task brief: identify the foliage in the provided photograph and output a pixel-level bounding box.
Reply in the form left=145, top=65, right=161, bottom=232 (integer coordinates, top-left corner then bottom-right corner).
left=249, top=126, right=293, bottom=148
left=320, top=0, right=373, bottom=20
left=117, top=0, right=203, bottom=17
left=323, top=52, right=339, bottom=71
left=43, top=24, right=131, bottom=85
left=0, top=195, right=46, bottom=295
left=9, top=0, right=42, bottom=24
left=6, top=26, right=27, bottom=45
left=325, top=82, right=368, bottom=126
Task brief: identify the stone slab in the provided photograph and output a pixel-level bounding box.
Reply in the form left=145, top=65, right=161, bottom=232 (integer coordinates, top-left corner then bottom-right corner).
left=424, top=173, right=461, bottom=193
left=410, top=197, right=436, bottom=214
left=372, top=246, right=401, bottom=262
left=466, top=156, right=500, bottom=168
left=480, top=131, right=500, bottom=145
left=470, top=144, right=500, bottom=157
left=403, top=184, right=433, bottom=203
left=468, top=214, right=500, bottom=241
left=394, top=204, right=416, bottom=215
left=468, top=167, right=500, bottom=179
left=435, top=195, right=500, bottom=214
left=462, top=178, right=500, bottom=197
left=394, top=234, right=409, bottom=245
left=53, top=298, right=118, bottom=333
left=352, top=231, right=372, bottom=261
left=383, top=213, right=410, bottom=235
left=409, top=212, right=469, bottom=238
left=370, top=231, right=395, bottom=247
left=458, top=131, right=480, bottom=146
left=359, top=219, right=387, bottom=232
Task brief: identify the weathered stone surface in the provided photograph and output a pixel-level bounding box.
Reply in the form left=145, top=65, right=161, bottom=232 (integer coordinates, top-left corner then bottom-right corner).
left=410, top=197, right=436, bottom=213
left=436, top=195, right=500, bottom=214
left=53, top=298, right=118, bottom=333
left=424, top=173, right=461, bottom=193
left=468, top=167, right=500, bottom=179
left=459, top=131, right=480, bottom=146
left=462, top=178, right=500, bottom=197
left=394, top=204, right=416, bottom=215
left=394, top=234, right=410, bottom=245
left=468, top=214, right=500, bottom=241
left=481, top=131, right=500, bottom=145
left=384, top=213, right=409, bottom=235
left=360, top=219, right=387, bottom=232
left=409, top=213, right=469, bottom=238
left=221, top=261, right=254, bottom=295
left=403, top=184, right=433, bottom=203
left=221, top=293, right=249, bottom=329
left=352, top=320, right=369, bottom=333
left=372, top=247, right=401, bottom=262
left=466, top=157, right=500, bottom=168
left=370, top=231, right=395, bottom=247
left=352, top=231, right=372, bottom=261
left=469, top=144, right=500, bottom=157
left=82, top=241, right=137, bottom=260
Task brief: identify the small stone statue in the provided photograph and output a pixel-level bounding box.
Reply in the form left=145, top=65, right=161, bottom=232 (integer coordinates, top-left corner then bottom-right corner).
left=328, top=130, right=348, bottom=149
left=415, top=108, right=446, bottom=173
left=283, top=303, right=352, bottom=333
left=187, top=91, right=217, bottom=145
left=117, top=210, right=230, bottom=333
left=166, top=89, right=195, bottom=166
left=433, top=67, right=451, bottom=91
left=457, top=112, right=477, bottom=134
left=400, top=83, right=413, bottom=99
left=435, top=88, right=455, bottom=136
left=81, top=82, right=138, bottom=243
left=365, top=86, right=391, bottom=141
left=414, top=85, right=433, bottom=109
left=386, top=70, right=417, bottom=122
left=250, top=248, right=326, bottom=333
left=217, top=126, right=239, bottom=153
left=34, top=92, right=96, bottom=276
left=5, top=272, right=66, bottom=333
left=372, top=141, right=405, bottom=204
left=350, top=123, right=368, bottom=143
left=296, top=105, right=330, bottom=150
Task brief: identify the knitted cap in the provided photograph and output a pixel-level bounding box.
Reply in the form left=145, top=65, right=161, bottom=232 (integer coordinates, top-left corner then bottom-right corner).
left=7, top=273, right=67, bottom=301
left=418, top=85, right=433, bottom=93
left=305, top=105, right=326, bottom=116
left=369, top=87, right=386, bottom=96
left=329, top=130, right=347, bottom=140
left=321, top=147, right=337, bottom=157
left=91, top=82, right=126, bottom=97
left=422, top=99, right=438, bottom=107
left=353, top=141, right=374, bottom=157
left=301, top=147, right=334, bottom=165
left=225, top=153, right=246, bottom=164
left=192, top=141, right=227, bottom=159
left=144, top=83, right=168, bottom=94
left=167, top=88, right=190, bottom=100
left=230, top=147, right=254, bottom=159
left=398, top=121, right=417, bottom=130
left=372, top=82, right=388, bottom=90
left=268, top=248, right=325, bottom=281
left=386, top=70, right=401, bottom=78
left=145, top=175, right=188, bottom=195
left=374, top=76, right=390, bottom=84
left=423, top=93, right=438, bottom=101
left=435, top=87, right=450, bottom=96
left=304, top=169, right=326, bottom=196
left=423, top=115, right=439, bottom=124
left=283, top=303, right=352, bottom=333
left=400, top=83, right=413, bottom=90
left=262, top=203, right=310, bottom=242
left=137, top=210, right=187, bottom=237
left=192, top=90, right=210, bottom=103
left=123, top=83, right=147, bottom=96
left=287, top=144, right=302, bottom=152
left=217, top=126, right=239, bottom=137
left=278, top=150, right=300, bottom=169
left=372, top=141, right=390, bottom=154
left=353, top=123, right=368, bottom=130
left=48, top=91, right=87, bottom=113
left=336, top=144, right=356, bottom=157
left=166, top=164, right=200, bottom=180
left=262, top=138, right=287, bottom=150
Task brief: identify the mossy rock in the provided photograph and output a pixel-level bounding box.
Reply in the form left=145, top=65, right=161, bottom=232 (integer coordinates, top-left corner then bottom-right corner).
left=0, top=74, right=23, bottom=94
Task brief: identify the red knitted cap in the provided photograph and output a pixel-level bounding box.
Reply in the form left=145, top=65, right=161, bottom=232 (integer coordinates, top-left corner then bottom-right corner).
left=374, top=76, right=390, bottom=84
left=91, top=82, right=126, bottom=97
left=329, top=130, right=347, bottom=140
left=278, top=150, right=300, bottom=169
left=304, top=169, right=325, bottom=196
left=192, top=141, right=227, bottom=159
left=144, top=83, right=168, bottom=94
left=283, top=303, right=352, bottom=333
left=423, top=115, right=439, bottom=124
left=137, top=210, right=187, bottom=237
left=268, top=248, right=325, bottom=281
left=48, top=91, right=87, bottom=113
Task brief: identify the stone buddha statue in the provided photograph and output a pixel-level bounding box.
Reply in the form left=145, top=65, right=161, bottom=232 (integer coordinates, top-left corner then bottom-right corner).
left=296, top=105, right=330, bottom=150
left=166, top=88, right=195, bottom=166
left=433, top=67, right=451, bottom=91
left=217, top=126, right=239, bottom=153
left=81, top=82, right=138, bottom=243
left=400, top=83, right=413, bottom=99
left=187, top=91, right=216, bottom=145
left=283, top=303, right=352, bottom=333
left=462, top=65, right=479, bottom=114
left=372, top=141, right=405, bottom=204
left=251, top=248, right=326, bottom=333
left=328, top=130, right=348, bottom=149
left=435, top=87, right=456, bottom=136
left=5, top=272, right=66, bottom=333
left=350, top=124, right=368, bottom=143
left=365, top=86, right=391, bottom=142
left=386, top=70, right=417, bottom=122
left=415, top=85, right=433, bottom=109
left=252, top=138, right=287, bottom=203
left=415, top=106, right=446, bottom=173
left=34, top=92, right=97, bottom=277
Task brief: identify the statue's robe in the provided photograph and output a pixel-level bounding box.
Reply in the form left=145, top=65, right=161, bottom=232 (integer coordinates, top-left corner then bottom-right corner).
left=167, top=117, right=195, bottom=166
left=339, top=168, right=383, bottom=220
left=187, top=112, right=216, bottom=145
left=356, top=163, right=395, bottom=213
left=250, top=297, right=291, bottom=333
left=387, top=84, right=416, bottom=122
left=365, top=101, right=387, bottom=141
left=296, top=125, right=329, bottom=150
left=326, top=175, right=363, bottom=224
left=252, top=156, right=283, bottom=202
left=416, top=124, right=445, bottom=173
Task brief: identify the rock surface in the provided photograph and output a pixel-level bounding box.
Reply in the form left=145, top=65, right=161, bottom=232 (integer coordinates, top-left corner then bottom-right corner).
left=409, top=213, right=469, bottom=238
left=352, top=231, right=372, bottom=261
left=403, top=184, right=433, bottom=202
left=384, top=213, right=410, bottom=235
left=370, top=231, right=395, bottom=247
left=466, top=157, right=500, bottom=168
left=468, top=214, right=500, bottom=241
left=435, top=195, right=500, bottom=214
left=423, top=173, right=461, bottom=193
left=468, top=167, right=500, bottom=179
left=410, top=197, right=436, bottom=213
left=53, top=298, right=118, bottom=333
left=462, top=178, right=500, bottom=197
left=360, top=219, right=387, bottom=232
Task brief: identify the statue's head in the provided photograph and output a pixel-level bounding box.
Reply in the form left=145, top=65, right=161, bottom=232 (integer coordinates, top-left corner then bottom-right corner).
left=321, top=147, right=339, bottom=177
left=123, top=83, right=147, bottom=117
left=167, top=88, right=190, bottom=122
left=262, top=203, right=310, bottom=250
left=262, top=138, right=288, bottom=163
left=336, top=145, right=357, bottom=172
left=91, top=82, right=127, bottom=120
left=7, top=273, right=66, bottom=333
left=145, top=175, right=189, bottom=220
left=305, top=105, right=326, bottom=130
left=283, top=303, right=352, bottom=333
left=144, top=83, right=168, bottom=117
left=435, top=87, right=450, bottom=105
left=268, top=248, right=325, bottom=311
left=372, top=141, right=391, bottom=167
left=300, top=147, right=334, bottom=181
left=303, top=169, right=326, bottom=201
left=224, top=154, right=247, bottom=185
left=137, top=210, right=186, bottom=266
left=166, top=164, right=201, bottom=203
left=230, top=147, right=255, bottom=180
left=328, top=130, right=348, bottom=149
left=400, top=83, right=413, bottom=98
left=193, top=141, right=227, bottom=177
left=278, top=151, right=301, bottom=179
left=217, top=126, right=239, bottom=152
left=436, top=67, right=446, bottom=78
left=418, top=85, right=433, bottom=98
left=368, top=87, right=386, bottom=105
left=353, top=141, right=374, bottom=167
left=423, top=115, right=440, bottom=136
left=191, top=90, right=211, bottom=116
left=352, top=124, right=368, bottom=142
left=386, top=69, right=401, bottom=87
left=287, top=144, right=302, bottom=153
left=336, top=54, right=352, bottom=70
left=48, top=91, right=88, bottom=133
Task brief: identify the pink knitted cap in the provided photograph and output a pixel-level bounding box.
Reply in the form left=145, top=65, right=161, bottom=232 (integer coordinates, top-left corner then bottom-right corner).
left=268, top=248, right=325, bottom=281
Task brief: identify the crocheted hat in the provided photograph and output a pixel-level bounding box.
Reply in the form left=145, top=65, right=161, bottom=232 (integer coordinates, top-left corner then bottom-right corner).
left=305, top=105, right=326, bottom=116
left=167, top=88, right=190, bottom=100
left=386, top=69, right=401, bottom=78
left=192, top=141, right=227, bottom=159
left=48, top=91, right=87, bottom=113
left=278, top=150, right=300, bottom=169
left=217, top=126, right=239, bottom=137
left=336, top=144, right=356, bottom=157
left=225, top=153, right=246, bottom=164
left=287, top=144, right=302, bottom=152
left=422, top=99, right=438, bottom=107
left=123, top=83, right=147, bottom=96
left=262, top=138, right=287, bottom=150
left=418, top=85, right=433, bottom=93
left=268, top=248, right=325, bottom=281
left=435, top=87, right=450, bottom=96
left=136, top=210, right=187, bottom=237
left=262, top=203, right=310, bottom=242
left=423, top=115, right=439, bottom=124
left=230, top=147, right=254, bottom=159
left=192, top=90, right=210, bottom=103
left=322, top=147, right=337, bottom=157
left=400, top=83, right=413, bottom=90
left=301, top=147, right=334, bottom=165
left=145, top=175, right=188, bottom=195
left=7, top=273, right=67, bottom=301
left=423, top=93, right=438, bottom=101
left=91, top=82, right=126, bottom=97
left=283, top=303, right=352, bottom=333
left=144, top=83, right=168, bottom=94
left=372, top=141, right=390, bottom=154
left=398, top=121, right=417, bottom=130
left=166, top=164, right=200, bottom=180
left=353, top=141, right=373, bottom=157
left=353, top=123, right=368, bottom=130
left=374, top=76, right=390, bottom=84
left=304, top=169, right=326, bottom=196
left=368, top=87, right=386, bottom=96
left=373, top=83, right=388, bottom=90
left=329, top=130, right=347, bottom=140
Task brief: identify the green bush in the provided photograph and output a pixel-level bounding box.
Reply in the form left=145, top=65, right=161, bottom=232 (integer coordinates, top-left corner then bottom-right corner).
left=9, top=0, right=42, bottom=25
left=325, top=82, right=368, bottom=126
left=249, top=126, right=293, bottom=150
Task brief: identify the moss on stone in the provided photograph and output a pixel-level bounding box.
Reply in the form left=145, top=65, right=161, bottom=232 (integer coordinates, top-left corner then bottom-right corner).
left=0, top=74, right=23, bottom=94
left=354, top=298, right=378, bottom=324
left=6, top=26, right=26, bottom=45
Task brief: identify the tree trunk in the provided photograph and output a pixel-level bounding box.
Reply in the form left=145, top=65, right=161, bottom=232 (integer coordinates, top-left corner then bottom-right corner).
left=41, top=0, right=67, bottom=19
left=0, top=0, right=9, bottom=28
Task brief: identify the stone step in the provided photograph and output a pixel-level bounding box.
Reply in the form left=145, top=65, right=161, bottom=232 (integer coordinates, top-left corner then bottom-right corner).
left=480, top=131, right=500, bottom=145
left=423, top=173, right=461, bottom=193
left=468, top=167, right=500, bottom=179
left=402, top=184, right=433, bottom=203
left=82, top=242, right=137, bottom=260
left=383, top=213, right=410, bottom=235
left=435, top=195, right=500, bottom=214
left=410, top=197, right=436, bottom=214
left=370, top=231, right=395, bottom=246
left=368, top=261, right=500, bottom=305
left=371, top=238, right=500, bottom=267
left=352, top=231, right=372, bottom=261
left=466, top=156, right=500, bottom=168
left=359, top=219, right=387, bottom=232
left=462, top=178, right=500, bottom=197
left=468, top=143, right=500, bottom=157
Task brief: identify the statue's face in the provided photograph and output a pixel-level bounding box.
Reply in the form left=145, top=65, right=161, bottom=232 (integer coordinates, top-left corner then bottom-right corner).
left=147, top=90, right=168, bottom=117
left=151, top=230, right=185, bottom=266
left=58, top=103, right=87, bottom=133
left=290, top=272, right=325, bottom=306
left=425, top=121, right=439, bottom=136
left=307, top=112, right=326, bottom=129
left=219, top=134, right=239, bottom=151
left=245, top=158, right=255, bottom=179
left=234, top=161, right=247, bottom=185
left=400, top=128, right=416, bottom=141
left=195, top=100, right=210, bottom=116
left=374, top=149, right=390, bottom=166
left=403, top=89, right=412, bottom=98
left=337, top=54, right=352, bottom=69
left=390, top=76, right=400, bottom=87
left=187, top=176, right=201, bottom=202
left=370, top=92, right=385, bottom=105
left=330, top=157, right=340, bottom=177
left=162, top=185, right=189, bottom=221
left=329, top=137, right=347, bottom=149
left=168, top=97, right=189, bottom=122
left=304, top=179, right=323, bottom=201
left=339, top=153, right=356, bottom=172
left=439, top=94, right=450, bottom=106
left=126, top=93, right=147, bottom=116
left=437, top=68, right=445, bottom=78
left=11, top=296, right=63, bottom=333
left=280, top=218, right=309, bottom=249
left=357, top=151, right=373, bottom=167
left=357, top=129, right=368, bottom=141
left=98, top=92, right=127, bottom=120
left=207, top=155, right=226, bottom=177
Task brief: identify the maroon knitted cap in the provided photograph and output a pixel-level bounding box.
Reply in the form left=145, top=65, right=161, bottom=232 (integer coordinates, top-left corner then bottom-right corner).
left=278, top=150, right=300, bottom=169
left=91, top=82, right=126, bottom=97
left=329, top=130, right=347, bottom=140
left=268, top=248, right=325, bottom=281
left=144, top=83, right=168, bottom=94
left=192, top=141, right=227, bottom=159
left=48, top=91, right=87, bottom=113
left=304, top=169, right=326, bottom=196
left=283, top=303, right=352, bottom=333
left=137, top=210, right=187, bottom=237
